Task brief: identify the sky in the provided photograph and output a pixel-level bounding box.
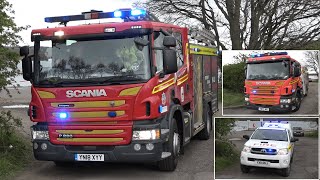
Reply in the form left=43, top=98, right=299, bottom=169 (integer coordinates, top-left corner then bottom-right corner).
left=8, top=0, right=143, bottom=45
left=222, top=50, right=319, bottom=67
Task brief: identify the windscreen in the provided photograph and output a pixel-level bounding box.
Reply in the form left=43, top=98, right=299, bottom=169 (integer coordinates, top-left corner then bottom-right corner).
left=37, top=35, right=150, bottom=86
left=251, top=129, right=288, bottom=141
left=246, top=61, right=289, bottom=80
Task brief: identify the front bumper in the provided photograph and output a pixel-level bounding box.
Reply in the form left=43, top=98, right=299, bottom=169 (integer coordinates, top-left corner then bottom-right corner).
left=240, top=151, right=291, bottom=169
left=245, top=103, right=293, bottom=112
left=33, top=139, right=164, bottom=162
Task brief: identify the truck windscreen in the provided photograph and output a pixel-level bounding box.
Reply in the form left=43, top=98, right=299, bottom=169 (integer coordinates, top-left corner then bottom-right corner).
left=251, top=129, right=288, bottom=141
left=36, top=35, right=150, bottom=86
left=246, top=61, right=289, bottom=80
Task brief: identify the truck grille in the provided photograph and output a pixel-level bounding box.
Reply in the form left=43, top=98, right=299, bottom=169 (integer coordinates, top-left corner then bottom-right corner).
left=48, top=124, right=132, bottom=145
left=252, top=86, right=279, bottom=95
left=251, top=97, right=278, bottom=105
left=248, top=158, right=279, bottom=163
left=251, top=148, right=277, bottom=155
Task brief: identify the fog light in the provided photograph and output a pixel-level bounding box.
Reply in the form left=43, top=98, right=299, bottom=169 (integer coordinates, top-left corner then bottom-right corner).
left=281, top=105, right=284, bottom=108
left=146, top=143, right=154, bottom=151
left=33, top=142, right=38, bottom=150
left=285, top=105, right=289, bottom=108
left=41, top=143, right=47, bottom=150
left=134, top=144, right=141, bottom=151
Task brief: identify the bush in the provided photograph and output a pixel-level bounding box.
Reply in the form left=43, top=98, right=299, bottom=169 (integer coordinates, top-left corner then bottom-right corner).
left=215, top=140, right=239, bottom=171
left=223, top=62, right=246, bottom=93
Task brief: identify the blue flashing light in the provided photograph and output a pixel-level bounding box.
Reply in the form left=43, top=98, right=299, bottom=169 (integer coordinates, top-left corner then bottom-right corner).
left=108, top=111, right=117, bottom=118
left=59, top=112, right=68, bottom=119
left=252, top=90, right=257, bottom=94
left=131, top=9, right=146, bottom=16
left=114, top=10, right=122, bottom=18
left=251, top=52, right=288, bottom=58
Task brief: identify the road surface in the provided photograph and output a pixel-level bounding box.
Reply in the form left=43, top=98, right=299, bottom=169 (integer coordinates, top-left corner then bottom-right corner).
left=0, top=87, right=215, bottom=180
left=223, top=82, right=319, bottom=115
left=215, top=130, right=319, bottom=179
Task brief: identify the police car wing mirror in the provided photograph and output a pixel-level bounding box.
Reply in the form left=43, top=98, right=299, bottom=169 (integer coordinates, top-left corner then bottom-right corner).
left=243, top=135, right=250, bottom=140
left=291, top=137, right=299, bottom=142
left=163, top=36, right=176, bottom=47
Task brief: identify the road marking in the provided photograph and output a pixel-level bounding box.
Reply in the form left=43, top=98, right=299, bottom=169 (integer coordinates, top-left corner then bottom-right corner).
left=2, top=105, right=29, bottom=109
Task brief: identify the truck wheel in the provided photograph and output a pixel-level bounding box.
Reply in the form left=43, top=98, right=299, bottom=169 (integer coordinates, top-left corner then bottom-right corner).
left=292, top=91, right=302, bottom=112
left=54, top=161, right=73, bottom=167
left=158, top=118, right=180, bottom=171
left=281, top=165, right=291, bottom=177
left=240, top=164, right=250, bottom=173
left=198, top=105, right=212, bottom=140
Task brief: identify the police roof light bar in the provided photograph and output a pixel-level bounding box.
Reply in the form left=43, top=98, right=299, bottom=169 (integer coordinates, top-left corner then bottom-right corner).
left=44, top=8, right=151, bottom=24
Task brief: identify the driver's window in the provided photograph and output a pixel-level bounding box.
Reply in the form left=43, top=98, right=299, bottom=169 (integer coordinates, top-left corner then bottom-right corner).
left=154, top=32, right=165, bottom=73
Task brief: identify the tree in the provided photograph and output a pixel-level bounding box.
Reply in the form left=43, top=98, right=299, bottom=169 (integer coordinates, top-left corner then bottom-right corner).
left=304, top=51, right=319, bottom=77
left=141, top=0, right=320, bottom=50
left=0, top=0, right=28, bottom=94
left=215, top=118, right=235, bottom=139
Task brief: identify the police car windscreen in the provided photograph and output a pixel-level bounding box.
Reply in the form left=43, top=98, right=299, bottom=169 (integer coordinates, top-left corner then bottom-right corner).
left=251, top=129, right=288, bottom=141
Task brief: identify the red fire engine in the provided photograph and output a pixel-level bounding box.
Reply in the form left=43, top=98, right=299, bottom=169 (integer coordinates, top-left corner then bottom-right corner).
left=244, top=52, right=308, bottom=113
left=19, top=9, right=218, bottom=171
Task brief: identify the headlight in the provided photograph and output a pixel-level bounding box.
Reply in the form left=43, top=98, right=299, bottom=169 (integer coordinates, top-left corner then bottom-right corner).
left=245, top=97, right=249, bottom=102
left=32, top=130, right=49, bottom=140
left=280, top=99, right=291, bottom=103
left=242, top=145, right=251, bottom=153
left=132, top=129, right=160, bottom=140
left=278, top=148, right=288, bottom=155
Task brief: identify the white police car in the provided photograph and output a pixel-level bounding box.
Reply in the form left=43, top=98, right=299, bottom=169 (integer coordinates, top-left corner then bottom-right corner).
left=240, top=122, right=298, bottom=177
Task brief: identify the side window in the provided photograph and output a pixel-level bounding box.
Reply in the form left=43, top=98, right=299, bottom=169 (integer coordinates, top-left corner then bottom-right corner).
left=173, top=32, right=184, bottom=68
left=154, top=32, right=165, bottom=73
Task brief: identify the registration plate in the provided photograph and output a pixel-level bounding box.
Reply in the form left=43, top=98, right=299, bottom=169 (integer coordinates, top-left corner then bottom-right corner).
left=74, top=154, right=104, bottom=161
left=258, top=107, right=269, bottom=111
left=256, top=161, right=270, bottom=165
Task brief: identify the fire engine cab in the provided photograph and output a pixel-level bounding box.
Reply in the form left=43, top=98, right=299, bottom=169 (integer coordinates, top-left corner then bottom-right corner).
left=244, top=52, right=308, bottom=113
left=19, top=8, right=218, bottom=171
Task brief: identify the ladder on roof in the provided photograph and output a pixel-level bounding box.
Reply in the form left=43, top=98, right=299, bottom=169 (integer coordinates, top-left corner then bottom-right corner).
left=189, top=29, right=216, bottom=47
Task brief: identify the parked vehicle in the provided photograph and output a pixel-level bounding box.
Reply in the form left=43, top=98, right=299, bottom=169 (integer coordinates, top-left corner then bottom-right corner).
left=292, top=127, right=304, bottom=137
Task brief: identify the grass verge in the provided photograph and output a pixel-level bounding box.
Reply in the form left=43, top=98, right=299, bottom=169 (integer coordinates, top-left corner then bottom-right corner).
left=305, top=130, right=318, bottom=138
left=0, top=132, right=32, bottom=180
left=215, top=139, right=240, bottom=172
left=223, top=88, right=244, bottom=107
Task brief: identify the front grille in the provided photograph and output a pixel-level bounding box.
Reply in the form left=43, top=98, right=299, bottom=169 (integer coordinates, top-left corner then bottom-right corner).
left=251, top=97, right=278, bottom=105
left=248, top=158, right=279, bottom=163
left=252, top=86, right=279, bottom=95
left=251, top=148, right=277, bottom=155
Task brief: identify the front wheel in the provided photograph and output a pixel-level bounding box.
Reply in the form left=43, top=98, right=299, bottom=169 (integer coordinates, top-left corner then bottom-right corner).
left=281, top=165, right=291, bottom=177
left=292, top=91, right=302, bottom=112
left=240, top=164, right=250, bottom=173
left=158, top=118, right=180, bottom=171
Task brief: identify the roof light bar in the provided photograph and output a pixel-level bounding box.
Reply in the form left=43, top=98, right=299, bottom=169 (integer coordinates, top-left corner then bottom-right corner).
left=250, top=52, right=288, bottom=58
left=44, top=8, right=148, bottom=23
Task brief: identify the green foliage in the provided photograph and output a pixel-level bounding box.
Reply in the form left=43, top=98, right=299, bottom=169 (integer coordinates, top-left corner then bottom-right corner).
left=223, top=88, right=243, bottom=107
left=299, top=40, right=320, bottom=50
left=305, top=130, right=318, bottom=138
left=0, top=111, right=21, bottom=152
left=215, top=118, right=235, bottom=139
left=215, top=140, right=239, bottom=172
left=223, top=61, right=246, bottom=93
left=0, top=0, right=29, bottom=92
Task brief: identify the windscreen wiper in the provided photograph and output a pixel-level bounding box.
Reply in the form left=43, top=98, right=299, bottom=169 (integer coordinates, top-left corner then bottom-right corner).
left=98, top=75, right=145, bottom=85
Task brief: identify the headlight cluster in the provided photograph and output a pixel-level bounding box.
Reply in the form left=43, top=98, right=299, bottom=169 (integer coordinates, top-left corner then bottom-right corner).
left=32, top=130, right=49, bottom=140
left=132, top=129, right=160, bottom=140
left=242, top=145, right=251, bottom=153
left=245, top=97, right=249, bottom=102
left=277, top=148, right=288, bottom=155
left=280, top=99, right=291, bottom=104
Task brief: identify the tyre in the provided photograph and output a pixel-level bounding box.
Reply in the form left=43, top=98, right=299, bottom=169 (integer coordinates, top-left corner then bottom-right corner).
left=281, top=165, right=291, bottom=177
left=198, top=105, right=212, bottom=140
left=54, top=161, right=73, bottom=167
left=240, top=164, right=250, bottom=173
left=292, top=91, right=302, bottom=112
left=158, top=118, right=180, bottom=171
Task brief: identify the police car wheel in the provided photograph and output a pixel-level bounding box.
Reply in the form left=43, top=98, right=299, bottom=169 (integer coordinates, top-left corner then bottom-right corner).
left=281, top=165, right=291, bottom=177
left=240, top=165, right=250, bottom=173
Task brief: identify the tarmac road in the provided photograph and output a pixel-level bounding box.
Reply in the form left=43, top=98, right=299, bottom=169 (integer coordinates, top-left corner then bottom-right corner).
left=215, top=130, right=319, bottom=179
left=223, top=82, right=319, bottom=115
left=0, top=87, right=216, bottom=180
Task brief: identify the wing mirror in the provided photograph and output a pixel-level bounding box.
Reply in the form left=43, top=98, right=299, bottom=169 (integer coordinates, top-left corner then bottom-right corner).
left=243, top=135, right=250, bottom=140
